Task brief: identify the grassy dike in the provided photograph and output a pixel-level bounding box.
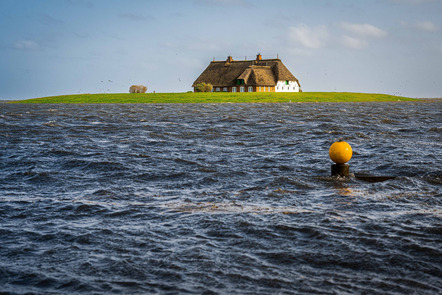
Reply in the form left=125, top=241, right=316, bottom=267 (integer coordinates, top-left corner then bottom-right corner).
left=12, top=92, right=417, bottom=104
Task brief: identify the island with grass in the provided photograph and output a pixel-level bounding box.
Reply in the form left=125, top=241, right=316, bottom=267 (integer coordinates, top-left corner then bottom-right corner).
left=12, top=92, right=418, bottom=104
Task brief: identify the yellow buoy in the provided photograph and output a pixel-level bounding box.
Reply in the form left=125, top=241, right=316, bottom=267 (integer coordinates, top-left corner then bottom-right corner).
left=329, top=141, right=352, bottom=164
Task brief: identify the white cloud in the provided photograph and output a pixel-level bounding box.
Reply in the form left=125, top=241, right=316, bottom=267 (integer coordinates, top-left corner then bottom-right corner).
left=414, top=21, right=439, bottom=31
left=340, top=22, right=388, bottom=38
left=401, top=20, right=440, bottom=31
left=13, top=40, right=40, bottom=51
left=289, top=25, right=329, bottom=49
left=341, top=35, right=367, bottom=49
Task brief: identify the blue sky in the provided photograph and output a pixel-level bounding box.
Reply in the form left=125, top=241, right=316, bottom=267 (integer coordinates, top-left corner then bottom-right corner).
left=1, top=0, right=441, bottom=100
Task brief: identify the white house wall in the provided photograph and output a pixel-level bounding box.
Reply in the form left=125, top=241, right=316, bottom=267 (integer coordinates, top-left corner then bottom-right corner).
left=275, top=81, right=300, bottom=92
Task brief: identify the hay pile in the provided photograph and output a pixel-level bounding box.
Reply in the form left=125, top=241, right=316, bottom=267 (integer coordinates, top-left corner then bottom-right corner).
left=129, top=85, right=147, bottom=93
left=194, top=82, right=213, bottom=92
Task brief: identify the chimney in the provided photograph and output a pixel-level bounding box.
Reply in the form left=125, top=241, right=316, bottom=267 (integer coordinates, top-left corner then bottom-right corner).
left=226, top=56, right=234, bottom=62
left=256, top=53, right=262, bottom=61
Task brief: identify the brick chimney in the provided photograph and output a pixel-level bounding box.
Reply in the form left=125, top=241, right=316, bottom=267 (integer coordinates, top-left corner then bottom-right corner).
left=226, top=56, right=234, bottom=62
left=256, top=53, right=262, bottom=61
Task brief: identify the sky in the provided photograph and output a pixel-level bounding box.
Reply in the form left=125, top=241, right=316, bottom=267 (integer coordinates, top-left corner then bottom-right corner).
left=0, top=0, right=441, bottom=100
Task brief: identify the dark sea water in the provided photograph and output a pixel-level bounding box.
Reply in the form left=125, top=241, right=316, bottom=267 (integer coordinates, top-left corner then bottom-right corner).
left=0, top=102, right=441, bottom=294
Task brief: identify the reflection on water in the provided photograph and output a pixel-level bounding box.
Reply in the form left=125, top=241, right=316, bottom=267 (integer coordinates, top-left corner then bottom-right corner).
left=336, top=186, right=355, bottom=197
left=0, top=102, right=441, bottom=294
left=164, top=201, right=314, bottom=214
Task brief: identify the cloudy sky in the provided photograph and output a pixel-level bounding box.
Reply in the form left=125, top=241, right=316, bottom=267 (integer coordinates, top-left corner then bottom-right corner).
left=1, top=0, right=441, bottom=100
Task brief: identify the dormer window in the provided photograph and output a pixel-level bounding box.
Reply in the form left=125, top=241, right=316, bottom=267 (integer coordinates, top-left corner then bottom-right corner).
left=285, top=80, right=289, bottom=85
left=237, top=79, right=245, bottom=85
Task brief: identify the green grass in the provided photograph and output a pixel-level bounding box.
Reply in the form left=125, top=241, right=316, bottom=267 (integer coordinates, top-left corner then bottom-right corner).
left=12, top=92, right=417, bottom=104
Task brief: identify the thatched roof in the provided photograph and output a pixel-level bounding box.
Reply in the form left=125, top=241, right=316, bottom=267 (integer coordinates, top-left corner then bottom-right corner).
left=192, top=57, right=300, bottom=88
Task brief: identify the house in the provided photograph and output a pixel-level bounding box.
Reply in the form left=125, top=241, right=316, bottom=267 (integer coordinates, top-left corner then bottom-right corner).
left=192, top=54, right=301, bottom=93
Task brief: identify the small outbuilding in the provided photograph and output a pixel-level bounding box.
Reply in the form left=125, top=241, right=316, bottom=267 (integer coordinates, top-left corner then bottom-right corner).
left=192, top=54, right=301, bottom=93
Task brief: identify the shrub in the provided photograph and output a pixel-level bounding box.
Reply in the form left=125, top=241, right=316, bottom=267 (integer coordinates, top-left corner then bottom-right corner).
left=195, top=83, right=213, bottom=92
left=129, top=85, right=147, bottom=93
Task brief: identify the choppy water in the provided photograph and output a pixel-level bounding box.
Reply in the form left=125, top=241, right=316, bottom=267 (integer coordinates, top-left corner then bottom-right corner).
left=0, top=102, right=441, bottom=294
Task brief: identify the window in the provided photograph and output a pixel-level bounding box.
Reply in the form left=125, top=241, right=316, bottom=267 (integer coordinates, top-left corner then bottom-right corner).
left=248, top=86, right=253, bottom=92
left=240, top=86, right=244, bottom=92
left=223, top=87, right=228, bottom=92
left=264, top=86, right=266, bottom=92
left=216, top=87, right=220, bottom=92
left=232, top=87, right=237, bottom=92
left=286, top=80, right=289, bottom=85
left=259, top=86, right=261, bottom=92
left=237, top=79, right=244, bottom=85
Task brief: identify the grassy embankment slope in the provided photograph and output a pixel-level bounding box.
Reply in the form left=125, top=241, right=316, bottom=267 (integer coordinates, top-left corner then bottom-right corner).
left=13, top=92, right=417, bottom=104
